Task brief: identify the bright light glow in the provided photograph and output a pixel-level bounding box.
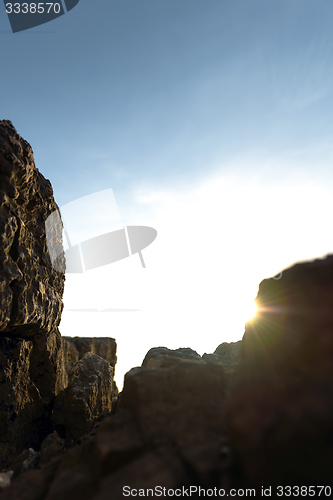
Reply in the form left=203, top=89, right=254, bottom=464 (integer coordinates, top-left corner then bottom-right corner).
left=244, top=301, right=258, bottom=322
left=59, top=171, right=333, bottom=389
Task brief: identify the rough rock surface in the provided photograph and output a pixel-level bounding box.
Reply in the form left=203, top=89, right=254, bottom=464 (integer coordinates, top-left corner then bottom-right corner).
left=63, top=337, right=117, bottom=375
left=0, top=120, right=66, bottom=467
left=0, top=120, right=65, bottom=337
left=1, top=353, right=232, bottom=499
left=52, top=352, right=115, bottom=441
left=227, top=254, right=333, bottom=488
left=142, top=346, right=202, bottom=367
left=214, top=341, right=241, bottom=368
left=0, top=122, right=117, bottom=470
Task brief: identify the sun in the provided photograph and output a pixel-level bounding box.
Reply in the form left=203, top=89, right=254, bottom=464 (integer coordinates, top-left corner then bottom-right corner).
left=244, top=300, right=257, bottom=322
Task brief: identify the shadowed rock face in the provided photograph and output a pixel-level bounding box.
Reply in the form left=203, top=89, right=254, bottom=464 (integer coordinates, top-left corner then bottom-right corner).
left=227, top=254, right=333, bottom=487
left=63, top=337, right=117, bottom=370
left=52, top=352, right=116, bottom=441
left=0, top=120, right=65, bottom=337
left=0, top=121, right=66, bottom=466
left=0, top=122, right=119, bottom=472
left=0, top=354, right=232, bottom=499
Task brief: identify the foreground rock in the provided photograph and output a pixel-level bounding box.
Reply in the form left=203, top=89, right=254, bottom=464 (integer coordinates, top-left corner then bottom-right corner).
left=52, top=352, right=115, bottom=441
left=227, top=254, right=333, bottom=488
left=0, top=120, right=65, bottom=337
left=0, top=121, right=117, bottom=469
left=0, top=353, right=234, bottom=499
left=0, top=120, right=66, bottom=467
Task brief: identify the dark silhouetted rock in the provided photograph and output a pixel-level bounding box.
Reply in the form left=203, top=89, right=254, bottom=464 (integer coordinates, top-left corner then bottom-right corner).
left=0, top=337, right=43, bottom=467
left=52, top=353, right=115, bottom=441
left=142, top=346, right=201, bottom=367
left=214, top=341, right=241, bottom=367
left=63, top=337, right=117, bottom=372
left=61, top=336, right=118, bottom=404
left=227, top=254, right=333, bottom=488
left=1, top=354, right=232, bottom=499
left=61, top=337, right=80, bottom=388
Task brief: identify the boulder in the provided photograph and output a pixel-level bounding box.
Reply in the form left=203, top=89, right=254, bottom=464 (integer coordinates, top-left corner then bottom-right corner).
left=0, top=119, right=65, bottom=338
left=227, top=254, right=333, bottom=488
left=0, top=352, right=232, bottom=500
left=142, top=346, right=201, bottom=367
left=63, top=337, right=117, bottom=372
left=0, top=120, right=65, bottom=466
left=61, top=336, right=118, bottom=405
left=52, top=353, right=115, bottom=441
left=214, top=341, right=241, bottom=367
left=0, top=336, right=43, bottom=468
left=0, top=122, right=120, bottom=476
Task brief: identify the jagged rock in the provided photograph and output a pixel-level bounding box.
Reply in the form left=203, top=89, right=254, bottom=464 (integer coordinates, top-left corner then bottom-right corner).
left=227, top=254, right=333, bottom=488
left=142, top=346, right=201, bottom=367
left=61, top=338, right=80, bottom=388
left=52, top=353, right=115, bottom=441
left=0, top=336, right=43, bottom=468
left=63, top=337, right=117, bottom=368
left=214, top=341, right=241, bottom=367
left=1, top=354, right=233, bottom=500
left=61, top=337, right=118, bottom=401
left=0, top=121, right=66, bottom=466
left=201, top=352, right=225, bottom=364
left=0, top=123, right=122, bottom=484
left=118, top=357, right=228, bottom=485
left=0, top=120, right=65, bottom=338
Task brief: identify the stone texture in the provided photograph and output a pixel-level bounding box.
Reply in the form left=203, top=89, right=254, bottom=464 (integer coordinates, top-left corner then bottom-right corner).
left=63, top=337, right=117, bottom=374
left=0, top=352, right=234, bottom=500
left=227, top=254, right=333, bottom=488
left=0, top=328, right=67, bottom=468
left=214, top=341, right=241, bottom=367
left=0, top=122, right=121, bottom=488
left=61, top=336, right=118, bottom=406
left=118, top=356, right=228, bottom=486
left=0, top=121, right=66, bottom=467
left=0, top=336, right=43, bottom=467
left=142, top=346, right=201, bottom=367
left=52, top=353, right=115, bottom=441
left=0, top=119, right=65, bottom=338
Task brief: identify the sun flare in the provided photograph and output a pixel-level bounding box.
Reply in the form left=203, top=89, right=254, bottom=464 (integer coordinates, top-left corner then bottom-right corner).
left=245, top=301, right=258, bottom=322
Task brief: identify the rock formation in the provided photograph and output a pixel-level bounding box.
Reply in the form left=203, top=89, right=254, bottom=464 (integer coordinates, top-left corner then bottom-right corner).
left=1, top=121, right=333, bottom=498
left=0, top=120, right=65, bottom=337
left=0, top=120, right=66, bottom=466
left=0, top=121, right=117, bottom=470
left=227, top=255, right=333, bottom=488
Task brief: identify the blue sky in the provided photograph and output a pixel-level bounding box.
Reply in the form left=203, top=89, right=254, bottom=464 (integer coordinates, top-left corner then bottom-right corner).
left=2, top=0, right=333, bottom=386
